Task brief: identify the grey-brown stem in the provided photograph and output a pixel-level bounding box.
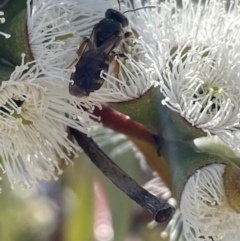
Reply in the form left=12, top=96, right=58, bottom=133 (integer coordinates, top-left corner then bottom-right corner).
left=70, top=128, right=175, bottom=222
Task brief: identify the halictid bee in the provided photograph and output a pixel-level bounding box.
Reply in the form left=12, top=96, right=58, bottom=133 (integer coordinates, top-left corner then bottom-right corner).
left=69, top=4, right=154, bottom=97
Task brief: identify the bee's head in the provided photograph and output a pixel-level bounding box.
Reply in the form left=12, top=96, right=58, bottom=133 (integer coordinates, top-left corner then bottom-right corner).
left=105, top=9, right=129, bottom=28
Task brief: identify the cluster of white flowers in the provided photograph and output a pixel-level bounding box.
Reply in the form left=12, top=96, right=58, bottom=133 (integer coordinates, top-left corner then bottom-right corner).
left=0, top=0, right=105, bottom=189
left=2, top=0, right=240, bottom=240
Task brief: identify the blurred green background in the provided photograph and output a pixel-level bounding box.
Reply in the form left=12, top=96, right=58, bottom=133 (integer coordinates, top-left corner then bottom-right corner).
left=0, top=133, right=168, bottom=241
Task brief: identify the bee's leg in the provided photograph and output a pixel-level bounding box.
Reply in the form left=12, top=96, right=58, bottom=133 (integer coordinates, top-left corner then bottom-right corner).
left=108, top=54, right=115, bottom=63
left=77, top=37, right=90, bottom=56
left=109, top=55, right=121, bottom=88
left=131, top=28, right=139, bottom=38
left=91, top=62, right=109, bottom=92
left=108, top=54, right=122, bottom=82
left=95, top=78, right=105, bottom=84
left=67, top=37, right=90, bottom=68
left=114, top=58, right=121, bottom=81
left=90, top=78, right=105, bottom=93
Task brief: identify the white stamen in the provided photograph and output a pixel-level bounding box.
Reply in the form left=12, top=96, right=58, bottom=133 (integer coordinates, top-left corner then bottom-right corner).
left=180, top=164, right=240, bottom=241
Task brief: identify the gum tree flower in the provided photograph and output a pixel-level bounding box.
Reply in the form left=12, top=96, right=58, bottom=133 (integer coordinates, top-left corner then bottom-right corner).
left=157, top=138, right=240, bottom=241
left=131, top=0, right=240, bottom=153
left=0, top=0, right=106, bottom=190
left=26, top=0, right=120, bottom=81
left=88, top=49, right=157, bottom=102
left=0, top=56, right=96, bottom=190
left=26, top=0, right=81, bottom=79
left=27, top=0, right=104, bottom=80
left=160, top=209, right=185, bottom=241
left=181, top=163, right=240, bottom=241
left=55, top=0, right=158, bottom=103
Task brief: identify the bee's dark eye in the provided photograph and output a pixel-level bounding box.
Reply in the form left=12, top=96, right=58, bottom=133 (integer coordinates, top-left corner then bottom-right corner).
left=105, top=9, right=129, bottom=28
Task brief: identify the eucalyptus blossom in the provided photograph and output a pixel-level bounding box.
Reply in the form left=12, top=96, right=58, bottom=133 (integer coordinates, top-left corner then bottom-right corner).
left=181, top=164, right=240, bottom=241
left=27, top=0, right=120, bottom=82
left=131, top=0, right=240, bottom=153
left=0, top=55, right=95, bottom=190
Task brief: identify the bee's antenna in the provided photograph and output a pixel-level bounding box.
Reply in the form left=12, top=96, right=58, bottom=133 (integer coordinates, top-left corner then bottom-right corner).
left=117, top=0, right=121, bottom=12
left=123, top=6, right=156, bottom=14
left=117, top=0, right=126, bottom=12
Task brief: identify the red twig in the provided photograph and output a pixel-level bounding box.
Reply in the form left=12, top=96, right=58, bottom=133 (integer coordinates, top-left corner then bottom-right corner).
left=94, top=103, right=156, bottom=145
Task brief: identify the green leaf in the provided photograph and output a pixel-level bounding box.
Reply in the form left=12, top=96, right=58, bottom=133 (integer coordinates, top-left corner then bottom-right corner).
left=0, top=8, right=33, bottom=65
left=0, top=0, right=27, bottom=22
left=0, top=62, right=14, bottom=82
